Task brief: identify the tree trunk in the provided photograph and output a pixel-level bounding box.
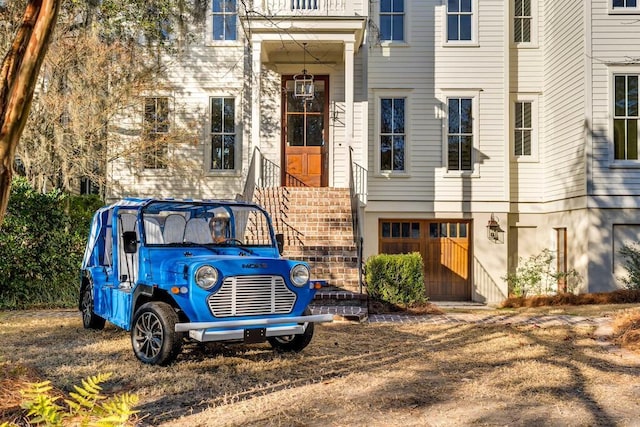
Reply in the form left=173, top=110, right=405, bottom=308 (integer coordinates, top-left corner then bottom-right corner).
left=0, top=0, right=61, bottom=227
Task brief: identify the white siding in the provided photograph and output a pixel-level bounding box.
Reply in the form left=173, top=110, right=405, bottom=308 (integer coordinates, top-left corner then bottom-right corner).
left=108, top=43, right=249, bottom=201
left=108, top=13, right=367, bottom=199
left=367, top=0, right=507, bottom=203
left=509, top=0, right=545, bottom=203
left=541, top=0, right=586, bottom=202
left=366, top=2, right=446, bottom=202
left=590, top=0, right=640, bottom=199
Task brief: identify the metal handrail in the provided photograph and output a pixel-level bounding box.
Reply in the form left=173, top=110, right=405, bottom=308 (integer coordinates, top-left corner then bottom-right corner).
left=349, top=147, right=366, bottom=294
left=260, top=154, right=281, bottom=188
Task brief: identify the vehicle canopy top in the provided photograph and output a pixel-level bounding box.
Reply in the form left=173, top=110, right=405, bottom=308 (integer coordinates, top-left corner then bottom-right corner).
left=81, top=198, right=271, bottom=269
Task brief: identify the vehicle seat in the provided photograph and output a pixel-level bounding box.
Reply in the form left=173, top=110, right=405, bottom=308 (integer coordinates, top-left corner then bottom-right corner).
left=144, top=217, right=164, bottom=244
left=163, top=214, right=186, bottom=243
left=184, top=218, right=213, bottom=244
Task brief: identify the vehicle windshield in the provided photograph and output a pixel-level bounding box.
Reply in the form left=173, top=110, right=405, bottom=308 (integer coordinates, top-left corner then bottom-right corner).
left=141, top=201, right=275, bottom=247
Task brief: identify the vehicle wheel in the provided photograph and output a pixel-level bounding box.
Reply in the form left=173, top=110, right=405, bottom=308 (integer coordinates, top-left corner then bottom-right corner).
left=81, top=282, right=105, bottom=330
left=131, top=302, right=183, bottom=365
left=268, top=308, right=314, bottom=353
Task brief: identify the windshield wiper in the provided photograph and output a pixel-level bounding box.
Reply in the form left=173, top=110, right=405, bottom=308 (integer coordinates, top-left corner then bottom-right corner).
left=217, top=239, right=255, bottom=255
left=181, top=242, right=221, bottom=254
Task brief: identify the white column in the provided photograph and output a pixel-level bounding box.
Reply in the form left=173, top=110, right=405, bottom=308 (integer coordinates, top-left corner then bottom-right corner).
left=342, top=41, right=355, bottom=188
left=251, top=40, right=262, bottom=152
left=344, top=41, right=355, bottom=147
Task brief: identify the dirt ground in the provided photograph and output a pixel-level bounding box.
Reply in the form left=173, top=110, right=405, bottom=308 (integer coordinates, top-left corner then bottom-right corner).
left=1, top=308, right=640, bottom=426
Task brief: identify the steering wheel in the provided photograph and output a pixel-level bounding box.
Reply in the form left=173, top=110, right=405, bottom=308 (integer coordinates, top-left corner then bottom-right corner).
left=223, top=238, right=244, bottom=245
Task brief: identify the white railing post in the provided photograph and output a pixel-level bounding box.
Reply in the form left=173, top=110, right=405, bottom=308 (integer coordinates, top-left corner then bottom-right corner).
left=260, top=0, right=347, bottom=15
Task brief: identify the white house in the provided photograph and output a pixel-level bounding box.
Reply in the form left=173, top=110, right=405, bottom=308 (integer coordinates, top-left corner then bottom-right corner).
left=107, top=0, right=640, bottom=303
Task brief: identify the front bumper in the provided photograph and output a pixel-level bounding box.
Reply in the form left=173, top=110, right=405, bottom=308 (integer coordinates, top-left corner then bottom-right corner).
left=175, top=314, right=334, bottom=343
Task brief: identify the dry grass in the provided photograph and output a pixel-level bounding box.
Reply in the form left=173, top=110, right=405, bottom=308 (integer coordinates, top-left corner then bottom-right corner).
left=611, top=308, right=640, bottom=352
left=500, top=289, right=640, bottom=308
left=2, top=305, right=640, bottom=426
left=501, top=291, right=640, bottom=353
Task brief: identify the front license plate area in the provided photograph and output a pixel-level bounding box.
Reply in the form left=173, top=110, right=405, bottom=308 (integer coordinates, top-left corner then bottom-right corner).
left=244, top=328, right=266, bottom=344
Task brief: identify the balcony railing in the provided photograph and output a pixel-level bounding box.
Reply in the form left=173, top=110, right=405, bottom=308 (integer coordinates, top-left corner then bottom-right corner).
left=256, top=0, right=352, bottom=16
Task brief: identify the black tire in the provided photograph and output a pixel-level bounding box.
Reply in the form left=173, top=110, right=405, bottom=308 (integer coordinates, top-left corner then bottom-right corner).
left=80, top=281, right=105, bottom=330
left=131, top=302, right=183, bottom=365
left=268, top=308, right=315, bottom=353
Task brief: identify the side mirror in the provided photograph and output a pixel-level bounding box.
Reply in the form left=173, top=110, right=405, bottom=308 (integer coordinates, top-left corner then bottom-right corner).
left=122, top=231, right=138, bottom=254
left=275, top=233, right=284, bottom=255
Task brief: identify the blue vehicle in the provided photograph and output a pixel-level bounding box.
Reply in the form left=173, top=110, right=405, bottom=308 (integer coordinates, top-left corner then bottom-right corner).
left=80, top=198, right=333, bottom=365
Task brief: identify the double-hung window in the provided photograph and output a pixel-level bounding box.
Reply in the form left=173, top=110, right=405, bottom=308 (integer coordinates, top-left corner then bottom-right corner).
left=447, top=97, right=473, bottom=171
left=380, top=0, right=404, bottom=42
left=613, top=74, right=639, bottom=161
left=514, top=0, right=532, bottom=43
left=613, top=0, right=638, bottom=9
left=143, top=97, right=169, bottom=169
left=212, top=0, right=237, bottom=41
left=380, top=97, right=406, bottom=173
left=210, top=97, right=236, bottom=171
left=446, top=0, right=475, bottom=43
left=511, top=94, right=538, bottom=161
left=514, top=101, right=532, bottom=156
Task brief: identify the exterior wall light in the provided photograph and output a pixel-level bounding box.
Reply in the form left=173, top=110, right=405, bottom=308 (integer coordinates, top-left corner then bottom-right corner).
left=487, top=213, right=505, bottom=244
left=294, top=43, right=314, bottom=100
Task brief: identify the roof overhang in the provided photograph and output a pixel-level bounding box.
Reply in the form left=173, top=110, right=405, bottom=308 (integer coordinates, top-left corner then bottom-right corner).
left=243, top=17, right=366, bottom=64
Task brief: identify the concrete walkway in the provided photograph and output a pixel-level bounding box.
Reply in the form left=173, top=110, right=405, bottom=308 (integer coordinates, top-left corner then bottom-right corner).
left=367, top=312, right=609, bottom=327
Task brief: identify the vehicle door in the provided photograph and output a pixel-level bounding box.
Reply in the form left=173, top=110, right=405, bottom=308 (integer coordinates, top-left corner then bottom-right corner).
left=107, top=209, right=138, bottom=329
left=88, top=208, right=115, bottom=320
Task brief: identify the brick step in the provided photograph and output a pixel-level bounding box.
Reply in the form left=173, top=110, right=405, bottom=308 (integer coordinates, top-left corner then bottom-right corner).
left=253, top=186, right=361, bottom=293
left=283, top=245, right=357, bottom=255
left=284, top=256, right=358, bottom=265
left=310, top=287, right=368, bottom=322
left=310, top=276, right=360, bottom=288
left=310, top=276, right=360, bottom=292
left=296, top=267, right=359, bottom=281
left=309, top=305, right=368, bottom=323
left=307, top=266, right=359, bottom=278
left=275, top=225, right=353, bottom=233
left=278, top=236, right=355, bottom=245
left=313, top=288, right=368, bottom=302
left=281, top=240, right=355, bottom=248
left=257, top=187, right=350, bottom=197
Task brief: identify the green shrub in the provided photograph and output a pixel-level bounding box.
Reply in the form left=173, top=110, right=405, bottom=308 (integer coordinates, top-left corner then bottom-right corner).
left=0, top=178, right=104, bottom=309
left=365, top=252, right=426, bottom=306
left=619, top=243, right=640, bottom=290
left=502, top=248, right=582, bottom=297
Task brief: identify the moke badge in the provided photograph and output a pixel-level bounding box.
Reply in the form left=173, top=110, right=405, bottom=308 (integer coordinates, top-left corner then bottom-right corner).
left=242, top=263, right=268, bottom=269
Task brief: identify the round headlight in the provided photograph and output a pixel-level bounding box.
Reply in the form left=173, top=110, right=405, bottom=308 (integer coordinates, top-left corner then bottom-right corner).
left=195, top=265, right=218, bottom=290
left=290, top=264, right=310, bottom=287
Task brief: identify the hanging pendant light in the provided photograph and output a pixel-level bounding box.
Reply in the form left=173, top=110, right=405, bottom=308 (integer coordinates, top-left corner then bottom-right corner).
left=293, top=43, right=314, bottom=100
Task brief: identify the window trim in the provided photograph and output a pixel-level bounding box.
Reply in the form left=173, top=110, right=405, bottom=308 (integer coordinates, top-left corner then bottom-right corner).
left=442, top=90, right=480, bottom=176
left=609, top=0, right=640, bottom=14
left=373, top=89, right=412, bottom=177
left=510, top=94, right=539, bottom=163
left=609, top=67, right=640, bottom=168
left=205, top=0, right=241, bottom=46
left=511, top=0, right=538, bottom=48
left=207, top=95, right=241, bottom=175
left=443, top=0, right=479, bottom=47
left=140, top=95, right=173, bottom=172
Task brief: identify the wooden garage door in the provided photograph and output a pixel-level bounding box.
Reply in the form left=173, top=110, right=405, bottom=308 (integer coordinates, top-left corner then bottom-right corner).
left=379, top=219, right=471, bottom=301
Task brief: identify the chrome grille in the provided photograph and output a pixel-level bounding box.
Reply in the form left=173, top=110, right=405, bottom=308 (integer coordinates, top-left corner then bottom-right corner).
left=207, top=275, right=296, bottom=317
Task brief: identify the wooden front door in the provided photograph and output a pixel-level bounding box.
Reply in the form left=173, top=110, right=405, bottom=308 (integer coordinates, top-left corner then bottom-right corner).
left=379, top=219, right=472, bottom=301
left=282, top=75, right=328, bottom=187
